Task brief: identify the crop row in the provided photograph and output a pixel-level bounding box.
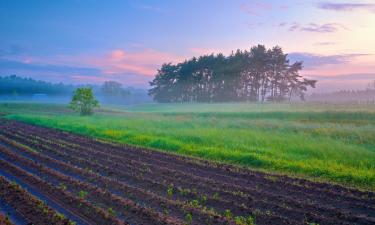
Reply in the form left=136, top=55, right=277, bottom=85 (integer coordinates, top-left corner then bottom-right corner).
left=0, top=164, right=119, bottom=225
left=6, top=120, right=373, bottom=206
left=0, top=129, right=296, bottom=224
left=0, top=120, right=374, bottom=224
left=0, top=131, right=314, bottom=224
left=0, top=175, right=76, bottom=225
left=1, top=127, right=374, bottom=224
left=0, top=144, right=188, bottom=225
left=2, top=133, right=295, bottom=224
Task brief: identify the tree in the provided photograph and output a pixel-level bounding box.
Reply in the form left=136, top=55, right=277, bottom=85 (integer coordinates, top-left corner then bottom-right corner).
left=0, top=75, right=74, bottom=96
left=101, top=81, right=129, bottom=97
left=148, top=45, right=317, bottom=103
left=69, top=87, right=99, bottom=115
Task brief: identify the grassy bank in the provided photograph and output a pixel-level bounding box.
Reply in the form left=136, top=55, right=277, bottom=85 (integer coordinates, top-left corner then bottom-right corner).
left=1, top=102, right=375, bottom=190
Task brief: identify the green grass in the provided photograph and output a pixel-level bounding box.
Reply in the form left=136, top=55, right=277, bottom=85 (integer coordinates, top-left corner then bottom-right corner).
left=1, top=102, right=375, bottom=190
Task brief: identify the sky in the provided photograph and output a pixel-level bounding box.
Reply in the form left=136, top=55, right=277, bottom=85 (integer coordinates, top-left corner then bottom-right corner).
left=1, top=0, right=375, bottom=92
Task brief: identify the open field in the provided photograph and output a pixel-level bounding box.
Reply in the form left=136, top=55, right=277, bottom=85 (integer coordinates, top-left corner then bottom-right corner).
left=0, top=119, right=374, bottom=224
left=1, top=102, right=375, bottom=191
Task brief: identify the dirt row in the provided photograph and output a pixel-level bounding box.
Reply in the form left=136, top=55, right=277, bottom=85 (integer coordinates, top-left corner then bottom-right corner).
left=0, top=176, right=74, bottom=225
left=0, top=133, right=282, bottom=225
left=0, top=119, right=374, bottom=224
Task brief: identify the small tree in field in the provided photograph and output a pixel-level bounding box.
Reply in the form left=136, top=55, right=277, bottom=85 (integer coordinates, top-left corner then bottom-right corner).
left=69, top=87, right=99, bottom=115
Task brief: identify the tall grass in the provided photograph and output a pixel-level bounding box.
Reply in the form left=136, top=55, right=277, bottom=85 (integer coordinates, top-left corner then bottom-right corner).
left=2, top=102, right=375, bottom=190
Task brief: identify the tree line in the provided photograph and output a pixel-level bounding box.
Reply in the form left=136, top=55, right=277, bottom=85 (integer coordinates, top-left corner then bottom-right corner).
left=149, top=45, right=317, bottom=102
left=0, top=75, right=129, bottom=99
left=0, top=75, right=75, bottom=96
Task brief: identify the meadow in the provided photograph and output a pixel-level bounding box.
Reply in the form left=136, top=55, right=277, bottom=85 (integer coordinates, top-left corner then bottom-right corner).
left=1, top=102, right=375, bottom=190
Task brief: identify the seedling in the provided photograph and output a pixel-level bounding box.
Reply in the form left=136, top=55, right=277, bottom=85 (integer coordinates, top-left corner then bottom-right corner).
left=78, top=190, right=88, bottom=199
left=108, top=207, right=116, bottom=216
left=191, top=199, right=199, bottom=208
left=225, top=209, right=232, bottom=221
left=167, top=185, right=174, bottom=197
left=185, top=213, right=193, bottom=225
left=234, top=215, right=256, bottom=225
left=200, top=194, right=207, bottom=205
left=59, top=183, right=67, bottom=191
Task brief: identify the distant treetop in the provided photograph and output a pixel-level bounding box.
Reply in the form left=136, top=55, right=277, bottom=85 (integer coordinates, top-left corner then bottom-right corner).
left=0, top=75, right=75, bottom=96
left=149, top=45, right=317, bottom=103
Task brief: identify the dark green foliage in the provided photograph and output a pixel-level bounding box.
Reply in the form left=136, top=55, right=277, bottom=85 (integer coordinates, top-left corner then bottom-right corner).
left=149, top=45, right=317, bottom=103
left=69, top=87, right=99, bottom=115
left=0, top=75, right=74, bottom=95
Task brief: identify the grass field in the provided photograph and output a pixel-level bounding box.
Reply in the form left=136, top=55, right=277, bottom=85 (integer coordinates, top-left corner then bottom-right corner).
left=1, top=102, right=375, bottom=190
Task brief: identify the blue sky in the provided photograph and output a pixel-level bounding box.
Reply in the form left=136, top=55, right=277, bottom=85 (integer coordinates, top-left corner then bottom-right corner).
left=1, top=0, right=375, bottom=91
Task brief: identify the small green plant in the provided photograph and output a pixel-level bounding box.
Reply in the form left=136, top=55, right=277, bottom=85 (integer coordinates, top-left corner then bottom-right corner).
left=185, top=213, right=193, bottom=225
left=200, top=194, right=207, bottom=204
left=108, top=207, right=116, bottom=216
left=10, top=181, right=18, bottom=188
left=59, top=183, right=67, bottom=191
left=191, top=199, right=199, bottom=208
left=212, top=192, right=220, bottom=200
left=247, top=215, right=256, bottom=225
left=234, top=215, right=256, bottom=225
left=54, top=213, right=66, bottom=220
left=78, top=190, right=88, bottom=199
left=167, top=185, right=174, bottom=197
left=225, top=209, right=232, bottom=221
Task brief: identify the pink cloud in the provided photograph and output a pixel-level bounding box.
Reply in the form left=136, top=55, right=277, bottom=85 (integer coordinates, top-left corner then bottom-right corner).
left=4, top=48, right=186, bottom=79
left=288, top=23, right=347, bottom=33
left=87, top=48, right=185, bottom=76
left=110, top=49, right=126, bottom=61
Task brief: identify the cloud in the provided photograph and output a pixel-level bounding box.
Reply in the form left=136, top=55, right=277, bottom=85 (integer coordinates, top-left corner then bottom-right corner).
left=288, top=23, right=347, bottom=33
left=244, top=22, right=264, bottom=28
left=0, top=59, right=101, bottom=75
left=0, top=57, right=157, bottom=86
left=240, top=2, right=272, bottom=15
left=318, top=3, right=375, bottom=13
left=310, top=73, right=375, bottom=81
left=314, top=42, right=335, bottom=46
left=0, top=47, right=186, bottom=86
left=288, top=53, right=369, bottom=69
left=110, top=49, right=126, bottom=61
left=89, top=49, right=185, bottom=76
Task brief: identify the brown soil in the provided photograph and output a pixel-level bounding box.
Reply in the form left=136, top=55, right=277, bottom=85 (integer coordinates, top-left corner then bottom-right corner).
left=0, top=119, right=374, bottom=225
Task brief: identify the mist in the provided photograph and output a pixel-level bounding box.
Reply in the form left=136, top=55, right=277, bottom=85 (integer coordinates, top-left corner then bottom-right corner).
left=0, top=75, right=152, bottom=106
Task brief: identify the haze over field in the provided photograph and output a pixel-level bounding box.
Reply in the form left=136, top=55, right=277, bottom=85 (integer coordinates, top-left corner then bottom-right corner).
left=1, top=0, right=375, bottom=92
left=1, top=1, right=375, bottom=225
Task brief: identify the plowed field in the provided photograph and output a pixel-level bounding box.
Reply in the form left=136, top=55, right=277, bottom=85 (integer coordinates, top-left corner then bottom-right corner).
left=0, top=119, right=374, bottom=225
